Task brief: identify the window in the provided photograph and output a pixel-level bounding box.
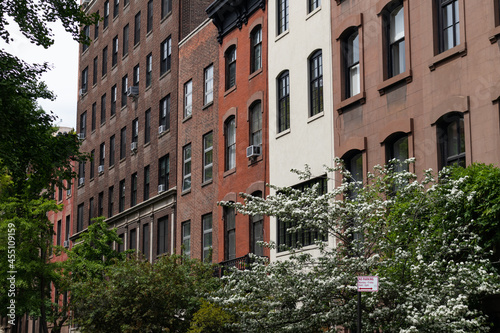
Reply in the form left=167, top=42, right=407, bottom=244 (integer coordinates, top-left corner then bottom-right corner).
left=251, top=26, right=262, bottom=73
left=159, top=95, right=170, bottom=129
left=182, top=221, right=191, bottom=256
left=277, top=177, right=328, bottom=251
left=90, top=150, right=95, bottom=179
left=123, top=24, right=129, bottom=56
left=143, top=223, right=150, bottom=260
left=88, top=197, right=94, bottom=225
left=81, top=67, right=88, bottom=93
left=436, top=0, right=460, bottom=53
left=58, top=187, right=63, bottom=202
left=57, top=220, right=62, bottom=246
left=133, top=64, right=139, bottom=86
left=224, top=206, right=236, bottom=260
left=386, top=133, right=409, bottom=172
left=99, top=142, right=105, bottom=167
left=250, top=102, right=262, bottom=146
left=144, top=165, right=150, bottom=200
left=184, top=80, right=192, bottom=118
left=121, top=75, right=128, bottom=107
left=157, top=216, right=168, bottom=255
left=202, top=214, right=213, bottom=261
left=119, top=179, right=125, bottom=212
left=225, top=46, right=236, bottom=90
left=78, top=161, right=85, bottom=185
left=158, top=155, right=169, bottom=189
left=94, top=11, right=99, bottom=39
left=204, top=65, right=214, bottom=105
left=102, top=46, right=108, bottom=76
left=345, top=150, right=363, bottom=199
left=80, top=111, right=87, bottom=138
left=77, top=203, right=84, bottom=232
left=251, top=191, right=264, bottom=256
left=112, top=35, right=118, bottom=66
left=145, top=109, right=151, bottom=143
left=225, top=117, right=236, bottom=171
left=147, top=0, right=153, bottom=33
left=437, top=113, right=465, bottom=168
left=104, top=0, right=109, bottom=28
left=91, top=103, right=96, bottom=131
left=343, top=30, right=360, bottom=98
left=134, top=12, right=141, bottom=45
left=120, top=127, right=126, bottom=159
left=131, top=173, right=137, bottom=207
left=123, top=0, right=129, bottom=7
left=278, top=71, right=290, bottom=132
left=113, top=0, right=119, bottom=18
left=111, top=85, right=117, bottom=115
left=277, top=0, right=289, bottom=35
left=146, top=53, right=152, bottom=87
left=98, top=191, right=104, bottom=217
left=132, top=118, right=138, bottom=144
left=82, top=26, right=90, bottom=52
left=129, top=228, right=137, bottom=251
left=93, top=56, right=98, bottom=86
left=109, top=135, right=115, bottom=166
left=118, top=234, right=124, bottom=252
left=160, top=37, right=171, bottom=75
left=309, top=0, right=320, bottom=13
left=108, top=186, right=114, bottom=217
left=161, top=0, right=172, bottom=18
left=309, top=50, right=323, bottom=116
left=182, top=144, right=191, bottom=191
left=65, top=216, right=70, bottom=241
left=203, top=132, right=213, bottom=182
left=101, top=94, right=106, bottom=124
left=385, top=4, right=405, bottom=77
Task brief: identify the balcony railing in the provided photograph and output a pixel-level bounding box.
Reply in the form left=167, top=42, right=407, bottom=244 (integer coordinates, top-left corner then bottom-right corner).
left=216, top=253, right=267, bottom=277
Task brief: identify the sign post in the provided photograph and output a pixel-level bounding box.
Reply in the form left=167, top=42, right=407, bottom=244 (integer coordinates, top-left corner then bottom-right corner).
left=356, top=276, right=378, bottom=333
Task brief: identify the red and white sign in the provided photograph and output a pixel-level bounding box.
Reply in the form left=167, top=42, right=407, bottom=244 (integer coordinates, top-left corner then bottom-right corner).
left=357, top=276, right=378, bottom=292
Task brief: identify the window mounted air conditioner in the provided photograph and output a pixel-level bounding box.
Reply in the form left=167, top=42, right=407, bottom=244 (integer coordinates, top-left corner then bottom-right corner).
left=63, top=240, right=70, bottom=248
left=126, top=86, right=139, bottom=97
left=246, top=145, right=261, bottom=158
left=98, top=165, right=104, bottom=174
left=77, top=133, right=85, bottom=140
left=158, top=184, right=166, bottom=193
left=79, top=88, right=87, bottom=96
left=158, top=125, right=166, bottom=135
left=130, top=142, right=138, bottom=151
left=79, top=177, right=85, bottom=185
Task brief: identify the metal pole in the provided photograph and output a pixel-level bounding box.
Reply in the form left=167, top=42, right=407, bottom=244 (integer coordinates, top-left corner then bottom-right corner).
left=357, top=291, right=361, bottom=333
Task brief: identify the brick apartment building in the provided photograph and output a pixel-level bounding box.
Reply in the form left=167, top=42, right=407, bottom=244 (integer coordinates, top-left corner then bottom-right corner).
left=207, top=0, right=270, bottom=265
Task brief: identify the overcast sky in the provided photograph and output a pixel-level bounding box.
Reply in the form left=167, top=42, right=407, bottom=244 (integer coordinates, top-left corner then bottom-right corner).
left=1, top=21, right=79, bottom=129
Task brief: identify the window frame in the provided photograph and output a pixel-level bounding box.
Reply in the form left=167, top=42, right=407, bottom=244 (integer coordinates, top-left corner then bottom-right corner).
left=436, top=0, right=460, bottom=53
left=145, top=108, right=151, bottom=143
left=147, top=0, right=153, bottom=33
left=277, top=70, right=290, bottom=133
left=250, top=26, right=262, bottom=73
left=158, top=154, right=169, bottom=189
left=108, top=186, right=114, bottom=217
left=99, top=142, right=106, bottom=167
left=91, top=102, right=97, bottom=131
left=131, top=172, right=137, bottom=207
left=224, top=206, right=236, bottom=260
left=309, top=0, right=321, bottom=13
left=203, top=132, right=213, bottom=183
left=134, top=11, right=141, bottom=45
left=81, top=67, right=88, bottom=92
left=250, top=101, right=262, bottom=146
left=102, top=46, right=108, bottom=76
left=182, top=221, right=191, bottom=257
left=225, top=45, right=236, bottom=90
left=182, top=144, right=192, bottom=192
left=250, top=191, right=264, bottom=256
left=159, top=95, right=170, bottom=129
left=161, top=0, right=172, bottom=19
left=437, top=112, right=466, bottom=168
left=111, top=85, right=117, bottom=115
left=123, top=24, right=129, bottom=56
left=184, top=80, right=192, bottom=119
left=160, top=37, right=172, bottom=75
left=112, top=35, right=118, bottom=67
left=119, top=179, right=125, bottom=213
left=93, top=56, right=98, bottom=86
left=225, top=117, right=236, bottom=171
left=146, top=53, right=152, bottom=87
left=277, top=0, right=289, bottom=35
left=157, top=216, right=169, bottom=255
left=132, top=118, right=138, bottom=144
left=104, top=0, right=109, bottom=29
left=144, top=165, right=150, bottom=201
left=77, top=203, right=84, bottom=232
left=204, top=64, right=214, bottom=105
left=309, top=50, right=324, bottom=117
left=120, top=126, right=127, bottom=160
left=109, top=135, right=115, bottom=166
left=202, top=213, right=213, bottom=261
left=101, top=93, right=106, bottom=124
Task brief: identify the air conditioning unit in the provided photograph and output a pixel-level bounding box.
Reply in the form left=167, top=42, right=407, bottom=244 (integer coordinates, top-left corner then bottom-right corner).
left=98, top=165, right=104, bottom=174
left=158, top=184, right=166, bottom=193
left=126, top=86, right=139, bottom=97
left=77, top=133, right=85, bottom=140
left=79, top=177, right=85, bottom=185
left=130, top=142, right=138, bottom=151
left=63, top=240, right=70, bottom=248
left=158, top=125, right=166, bottom=135
left=82, top=0, right=90, bottom=5
left=79, top=88, right=87, bottom=96
left=246, top=145, right=261, bottom=158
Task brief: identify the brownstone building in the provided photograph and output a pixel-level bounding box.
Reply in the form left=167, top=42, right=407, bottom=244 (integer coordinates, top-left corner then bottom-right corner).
left=207, top=0, right=270, bottom=265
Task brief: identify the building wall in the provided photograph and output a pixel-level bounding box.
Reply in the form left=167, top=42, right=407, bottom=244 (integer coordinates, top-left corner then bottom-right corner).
left=332, top=0, right=500, bottom=182
left=267, top=0, right=335, bottom=261
left=176, top=19, right=220, bottom=261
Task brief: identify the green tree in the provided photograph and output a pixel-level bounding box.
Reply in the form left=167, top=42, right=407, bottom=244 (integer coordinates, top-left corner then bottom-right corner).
left=213, top=161, right=500, bottom=332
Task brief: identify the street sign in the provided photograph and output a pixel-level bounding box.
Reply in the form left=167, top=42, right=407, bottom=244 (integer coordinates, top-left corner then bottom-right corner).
left=357, top=276, right=378, bottom=292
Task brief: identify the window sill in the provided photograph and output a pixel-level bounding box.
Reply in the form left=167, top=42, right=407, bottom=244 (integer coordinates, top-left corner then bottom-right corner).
left=120, top=105, right=127, bottom=111
left=248, top=154, right=263, bottom=166
left=428, top=43, right=467, bottom=71
left=377, top=70, right=412, bottom=96
left=181, top=189, right=191, bottom=196
left=158, top=129, right=170, bottom=138
left=92, top=83, right=97, bottom=89
left=133, top=42, right=140, bottom=50
left=306, top=6, right=321, bottom=20
left=275, top=30, right=289, bottom=43
left=112, top=64, right=117, bottom=71
left=335, top=0, right=344, bottom=4
left=223, top=168, right=236, bottom=178
left=161, top=12, right=172, bottom=24
left=276, top=128, right=291, bottom=139
left=182, top=115, right=192, bottom=123
left=144, top=141, right=151, bottom=148
left=89, top=177, right=94, bottom=183
left=113, top=15, right=119, bottom=23
left=224, top=85, right=237, bottom=97
left=307, top=111, right=324, bottom=123
left=119, top=157, right=126, bottom=164
left=102, top=73, right=107, bottom=80
left=159, top=70, right=171, bottom=81
left=146, top=30, right=153, bottom=38
left=122, top=53, right=128, bottom=60
left=489, top=26, right=500, bottom=44
left=337, top=92, right=366, bottom=113
left=109, top=164, right=115, bottom=171
left=110, top=113, right=116, bottom=121
left=202, top=101, right=213, bottom=110
left=82, top=48, right=89, bottom=57
left=201, top=179, right=213, bottom=187
left=249, top=68, right=263, bottom=81
left=78, top=183, right=85, bottom=189
left=100, top=121, right=106, bottom=127
left=91, top=129, right=96, bottom=135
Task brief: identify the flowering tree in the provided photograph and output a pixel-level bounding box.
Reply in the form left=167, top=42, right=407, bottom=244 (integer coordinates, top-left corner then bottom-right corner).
left=214, top=161, right=500, bottom=333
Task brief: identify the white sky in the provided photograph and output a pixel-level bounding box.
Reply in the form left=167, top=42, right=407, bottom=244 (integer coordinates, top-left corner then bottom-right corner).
left=0, top=21, right=79, bottom=129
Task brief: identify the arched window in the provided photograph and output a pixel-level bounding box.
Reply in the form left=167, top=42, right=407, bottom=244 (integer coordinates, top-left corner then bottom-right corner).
left=343, top=30, right=360, bottom=98
left=225, top=117, right=236, bottom=171
left=386, top=132, right=409, bottom=172
left=437, top=112, right=465, bottom=168
left=224, top=206, right=236, bottom=260
left=250, top=26, right=262, bottom=73
left=309, top=50, right=323, bottom=116
left=250, top=102, right=262, bottom=146
left=225, top=45, right=236, bottom=90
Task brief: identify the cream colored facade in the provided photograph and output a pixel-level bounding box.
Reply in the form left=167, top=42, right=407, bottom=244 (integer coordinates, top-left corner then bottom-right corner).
left=268, top=0, right=335, bottom=261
